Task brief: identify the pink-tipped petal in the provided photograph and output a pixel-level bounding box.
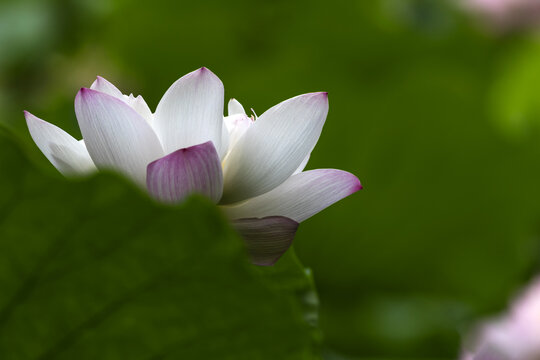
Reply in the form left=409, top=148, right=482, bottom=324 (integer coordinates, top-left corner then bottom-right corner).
left=233, top=216, right=298, bottom=266
left=222, top=169, right=361, bottom=223
left=222, top=92, right=329, bottom=204
left=146, top=141, right=223, bottom=204
left=74, top=88, right=164, bottom=187
left=154, top=67, right=225, bottom=157
left=24, top=111, right=96, bottom=176
left=91, top=77, right=153, bottom=123
left=90, top=76, right=124, bottom=99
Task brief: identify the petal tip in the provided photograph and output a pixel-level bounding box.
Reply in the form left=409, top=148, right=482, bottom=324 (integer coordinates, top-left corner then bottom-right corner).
left=77, top=87, right=90, bottom=97
left=23, top=110, right=40, bottom=123
left=195, top=66, right=211, bottom=75
left=77, top=87, right=121, bottom=103
left=181, top=67, right=222, bottom=86
left=317, top=92, right=329, bottom=102
left=297, top=91, right=329, bottom=104
left=93, top=76, right=106, bottom=87
left=75, top=88, right=92, bottom=103
left=349, top=174, right=363, bottom=193
left=23, top=110, right=37, bottom=124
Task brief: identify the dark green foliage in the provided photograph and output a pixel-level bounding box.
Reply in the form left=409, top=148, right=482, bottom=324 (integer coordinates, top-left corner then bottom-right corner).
left=0, top=129, right=318, bottom=359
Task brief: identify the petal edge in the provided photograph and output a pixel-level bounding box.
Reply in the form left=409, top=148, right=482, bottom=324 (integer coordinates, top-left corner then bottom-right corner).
left=222, top=169, right=361, bottom=223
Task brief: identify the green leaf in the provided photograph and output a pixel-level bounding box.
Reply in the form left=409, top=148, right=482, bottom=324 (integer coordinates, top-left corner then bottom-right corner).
left=0, top=127, right=319, bottom=360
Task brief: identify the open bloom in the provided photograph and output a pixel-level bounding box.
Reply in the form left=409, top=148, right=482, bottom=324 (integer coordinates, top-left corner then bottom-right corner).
left=24, top=67, right=361, bottom=265
left=461, top=276, right=540, bottom=360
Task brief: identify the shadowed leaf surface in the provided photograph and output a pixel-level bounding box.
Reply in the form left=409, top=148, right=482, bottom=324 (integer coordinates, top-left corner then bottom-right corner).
left=0, top=128, right=319, bottom=360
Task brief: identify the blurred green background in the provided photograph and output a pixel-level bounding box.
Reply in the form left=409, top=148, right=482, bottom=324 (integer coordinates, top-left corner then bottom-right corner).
left=3, top=0, right=540, bottom=358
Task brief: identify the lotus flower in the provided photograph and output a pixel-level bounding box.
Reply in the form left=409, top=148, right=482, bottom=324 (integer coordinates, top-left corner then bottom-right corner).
left=24, top=67, right=361, bottom=265
left=461, top=276, right=540, bottom=360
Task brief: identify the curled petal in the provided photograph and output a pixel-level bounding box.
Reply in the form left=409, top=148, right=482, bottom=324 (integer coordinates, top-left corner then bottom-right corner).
left=154, top=67, right=225, bottom=157
left=24, top=111, right=96, bottom=176
left=74, top=88, right=164, bottom=187
left=146, top=141, right=223, bottom=204
left=233, top=216, right=298, bottom=266
left=222, top=169, right=361, bottom=223
left=222, top=92, right=329, bottom=204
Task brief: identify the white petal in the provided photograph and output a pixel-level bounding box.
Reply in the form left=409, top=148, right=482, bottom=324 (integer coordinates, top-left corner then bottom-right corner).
left=223, top=113, right=253, bottom=150
left=24, top=111, right=96, bottom=176
left=221, top=169, right=361, bottom=223
left=228, top=98, right=245, bottom=116
left=221, top=121, right=230, bottom=158
left=154, top=67, right=224, bottom=156
left=126, top=94, right=153, bottom=123
left=221, top=92, right=329, bottom=203
left=90, top=76, right=124, bottom=99
left=74, top=88, right=164, bottom=187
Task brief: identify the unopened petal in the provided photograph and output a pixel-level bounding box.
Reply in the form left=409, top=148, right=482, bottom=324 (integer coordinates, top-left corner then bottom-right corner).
left=146, top=141, right=223, bottom=204
left=222, top=169, right=361, bottom=223
left=126, top=94, right=153, bottom=123
left=74, top=88, right=164, bottom=187
left=223, top=113, right=253, bottom=150
left=233, top=216, right=298, bottom=266
left=228, top=98, right=246, bottom=116
left=154, top=67, right=225, bottom=157
left=222, top=92, right=329, bottom=203
left=24, top=111, right=96, bottom=176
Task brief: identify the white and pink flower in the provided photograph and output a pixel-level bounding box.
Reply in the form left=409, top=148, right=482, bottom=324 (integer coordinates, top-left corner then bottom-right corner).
left=461, top=276, right=540, bottom=360
left=24, top=67, right=361, bottom=265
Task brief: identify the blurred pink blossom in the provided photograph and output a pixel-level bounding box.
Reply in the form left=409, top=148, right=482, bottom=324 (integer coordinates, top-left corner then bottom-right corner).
left=461, top=276, right=540, bottom=359
left=463, top=0, right=540, bottom=31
